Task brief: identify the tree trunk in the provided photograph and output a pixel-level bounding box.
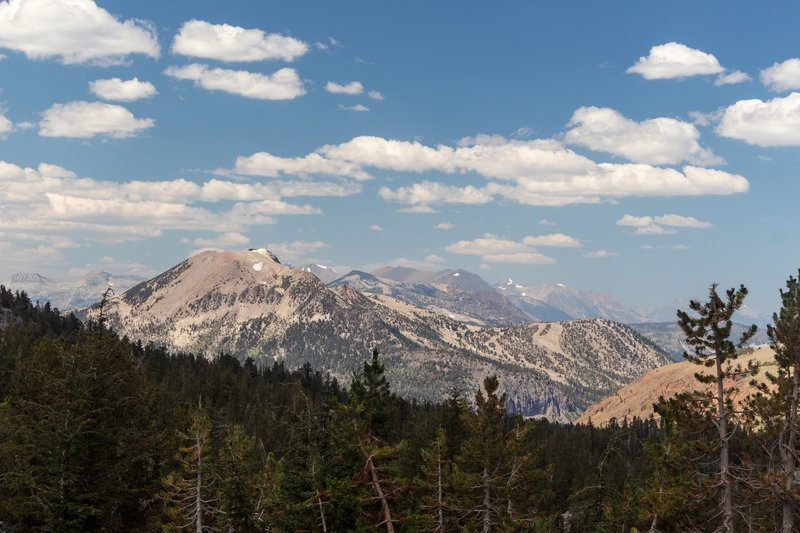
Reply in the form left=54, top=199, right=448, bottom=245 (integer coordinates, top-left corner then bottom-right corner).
left=367, top=455, right=395, bottom=533
left=782, top=364, right=799, bottom=533
left=196, top=431, right=203, bottom=533
left=716, top=352, right=733, bottom=533
left=482, top=465, right=492, bottom=533
left=316, top=488, right=328, bottom=533
left=196, top=396, right=204, bottom=533
left=353, top=417, right=395, bottom=533
left=437, top=433, right=444, bottom=533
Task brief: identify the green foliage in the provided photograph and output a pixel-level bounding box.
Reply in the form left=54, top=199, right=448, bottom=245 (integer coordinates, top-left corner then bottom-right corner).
left=0, top=329, right=162, bottom=532
left=678, top=283, right=758, bottom=376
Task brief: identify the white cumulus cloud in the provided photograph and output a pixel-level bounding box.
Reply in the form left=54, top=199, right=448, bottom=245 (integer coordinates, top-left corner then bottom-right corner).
left=226, top=134, right=749, bottom=208
left=522, top=233, right=581, bottom=247
left=228, top=151, right=371, bottom=181
left=584, top=250, right=618, bottom=259
left=616, top=215, right=653, bottom=227
left=266, top=240, right=327, bottom=262
left=191, top=232, right=250, bottom=248
left=617, top=213, right=711, bottom=235
left=654, top=214, right=712, bottom=228
left=715, top=70, right=751, bottom=86
left=444, top=233, right=565, bottom=264
left=0, top=160, right=346, bottom=249
left=378, top=181, right=492, bottom=206
left=627, top=42, right=724, bottom=80
left=0, top=0, right=159, bottom=66
left=172, top=20, right=308, bottom=62
left=368, top=90, right=384, bottom=100
left=164, top=63, right=305, bottom=100
left=325, top=81, right=363, bottom=94
left=716, top=92, right=800, bottom=146
left=565, top=106, right=723, bottom=166
left=89, top=77, right=157, bottom=101
left=434, top=222, right=454, bottom=230
left=339, top=104, right=369, bottom=112
left=0, top=111, right=12, bottom=134
left=39, top=101, right=154, bottom=138
left=760, top=59, right=800, bottom=92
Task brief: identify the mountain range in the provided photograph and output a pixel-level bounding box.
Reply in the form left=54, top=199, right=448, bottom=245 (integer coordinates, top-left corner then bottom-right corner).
left=328, top=269, right=533, bottom=327
left=72, top=248, right=671, bottom=420
left=497, top=279, right=643, bottom=323
left=8, top=251, right=773, bottom=419
left=1, top=270, right=144, bottom=310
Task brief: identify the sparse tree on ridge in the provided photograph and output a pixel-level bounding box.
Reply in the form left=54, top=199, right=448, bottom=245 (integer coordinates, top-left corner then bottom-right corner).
left=743, top=271, right=800, bottom=532
left=677, top=283, right=757, bottom=532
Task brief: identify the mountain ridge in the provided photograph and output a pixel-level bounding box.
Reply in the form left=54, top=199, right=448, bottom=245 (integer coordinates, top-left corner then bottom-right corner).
left=86, top=248, right=671, bottom=420
left=1, top=270, right=145, bottom=310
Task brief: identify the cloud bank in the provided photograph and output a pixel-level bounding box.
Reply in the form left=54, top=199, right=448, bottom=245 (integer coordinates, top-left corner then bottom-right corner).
left=227, top=135, right=748, bottom=208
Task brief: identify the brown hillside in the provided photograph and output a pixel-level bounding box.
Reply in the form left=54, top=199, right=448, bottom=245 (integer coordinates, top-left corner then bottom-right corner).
left=577, top=346, right=778, bottom=426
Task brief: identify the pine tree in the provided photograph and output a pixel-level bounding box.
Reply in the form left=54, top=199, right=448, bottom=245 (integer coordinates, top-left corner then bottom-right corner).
left=676, top=283, right=757, bottom=532
left=159, top=408, right=220, bottom=532
left=743, top=271, right=800, bottom=532
left=214, top=424, right=268, bottom=532
left=412, top=427, right=454, bottom=531
left=639, top=396, right=708, bottom=532
left=454, top=376, right=537, bottom=532
left=331, top=349, right=406, bottom=532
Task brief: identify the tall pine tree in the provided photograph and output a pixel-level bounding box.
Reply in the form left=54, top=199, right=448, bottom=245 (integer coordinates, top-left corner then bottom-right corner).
left=743, top=271, right=800, bottom=532
left=677, top=283, right=757, bottom=532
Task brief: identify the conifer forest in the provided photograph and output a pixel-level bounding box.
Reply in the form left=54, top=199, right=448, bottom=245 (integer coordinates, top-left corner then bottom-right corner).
left=2, top=272, right=800, bottom=532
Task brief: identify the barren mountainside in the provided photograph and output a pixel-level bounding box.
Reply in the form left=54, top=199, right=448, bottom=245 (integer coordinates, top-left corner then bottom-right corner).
left=577, top=346, right=777, bottom=426
left=94, top=249, right=671, bottom=420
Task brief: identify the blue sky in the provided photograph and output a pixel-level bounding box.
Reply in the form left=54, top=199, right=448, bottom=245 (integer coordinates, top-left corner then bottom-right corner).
left=1, top=0, right=799, bottom=314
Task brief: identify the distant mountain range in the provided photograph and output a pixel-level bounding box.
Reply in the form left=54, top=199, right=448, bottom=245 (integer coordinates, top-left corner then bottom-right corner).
left=6, top=252, right=772, bottom=418
left=1, top=270, right=145, bottom=310
left=73, top=249, right=671, bottom=420
left=328, top=269, right=533, bottom=327
left=635, top=299, right=768, bottom=326
left=626, top=321, right=769, bottom=361
left=296, top=263, right=342, bottom=284
left=497, top=279, right=644, bottom=323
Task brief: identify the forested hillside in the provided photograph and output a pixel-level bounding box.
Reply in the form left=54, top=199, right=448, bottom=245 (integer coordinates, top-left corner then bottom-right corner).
left=2, top=282, right=800, bottom=531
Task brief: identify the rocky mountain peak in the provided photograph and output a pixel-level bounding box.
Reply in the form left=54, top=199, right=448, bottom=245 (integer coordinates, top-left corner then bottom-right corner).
left=6, top=273, right=50, bottom=284
left=247, top=248, right=281, bottom=264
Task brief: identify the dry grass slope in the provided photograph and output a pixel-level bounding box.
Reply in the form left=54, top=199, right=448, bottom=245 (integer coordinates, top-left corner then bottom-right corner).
left=577, top=345, right=778, bottom=426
